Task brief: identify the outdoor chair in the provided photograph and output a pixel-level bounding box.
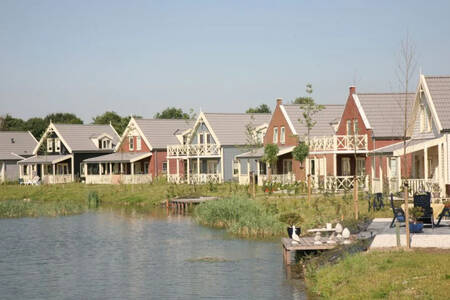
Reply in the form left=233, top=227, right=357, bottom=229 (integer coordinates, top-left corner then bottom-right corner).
left=413, top=192, right=434, bottom=228
left=374, top=193, right=384, bottom=211
left=436, top=207, right=450, bottom=227
left=390, top=193, right=405, bottom=228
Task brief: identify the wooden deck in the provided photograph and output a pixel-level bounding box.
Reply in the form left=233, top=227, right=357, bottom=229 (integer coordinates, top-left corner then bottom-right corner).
left=281, top=237, right=338, bottom=265
left=167, top=196, right=218, bottom=213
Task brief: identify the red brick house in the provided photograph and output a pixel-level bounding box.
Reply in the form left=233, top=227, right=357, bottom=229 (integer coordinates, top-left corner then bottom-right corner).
left=83, top=117, right=192, bottom=184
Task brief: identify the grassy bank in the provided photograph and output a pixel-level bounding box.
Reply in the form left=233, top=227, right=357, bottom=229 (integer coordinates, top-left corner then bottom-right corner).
left=306, top=249, right=450, bottom=299
left=0, top=181, right=248, bottom=218
left=194, top=192, right=392, bottom=238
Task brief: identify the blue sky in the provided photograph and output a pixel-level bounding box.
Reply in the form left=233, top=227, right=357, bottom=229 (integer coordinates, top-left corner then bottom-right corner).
left=1, top=0, right=450, bottom=122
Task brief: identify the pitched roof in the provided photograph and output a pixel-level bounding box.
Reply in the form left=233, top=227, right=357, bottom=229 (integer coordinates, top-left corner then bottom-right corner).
left=203, top=113, right=271, bottom=145
left=356, top=93, right=415, bottom=137
left=134, top=119, right=193, bottom=149
left=424, top=76, right=450, bottom=130
left=0, top=131, right=37, bottom=160
left=83, top=152, right=152, bottom=163
left=282, top=104, right=344, bottom=137
left=53, top=124, right=120, bottom=152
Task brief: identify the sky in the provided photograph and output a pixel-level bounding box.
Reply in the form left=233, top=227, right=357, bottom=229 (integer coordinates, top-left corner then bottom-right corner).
left=1, top=0, right=450, bottom=122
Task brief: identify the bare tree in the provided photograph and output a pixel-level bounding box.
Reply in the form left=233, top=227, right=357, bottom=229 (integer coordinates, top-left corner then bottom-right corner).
left=396, top=33, right=417, bottom=249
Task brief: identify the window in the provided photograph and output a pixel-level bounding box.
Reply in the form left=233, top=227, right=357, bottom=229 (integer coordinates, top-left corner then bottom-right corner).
left=346, top=120, right=352, bottom=135
left=162, top=162, right=167, bottom=174
left=199, top=133, right=204, bottom=144
left=129, top=136, right=134, bottom=150
left=273, top=127, right=278, bottom=143
left=55, top=138, right=61, bottom=152
left=280, top=126, right=285, bottom=144
left=101, top=139, right=110, bottom=149
left=283, top=159, right=292, bottom=174
left=389, top=158, right=398, bottom=178
left=356, top=157, right=366, bottom=176
left=342, top=157, right=351, bottom=176
left=47, top=138, right=53, bottom=152
left=144, top=162, right=149, bottom=174
left=136, top=136, right=142, bottom=151
left=259, top=162, right=267, bottom=175
left=420, top=104, right=432, bottom=133
left=233, top=159, right=239, bottom=176
left=204, top=133, right=210, bottom=144
left=353, top=120, right=359, bottom=135
left=310, top=159, right=316, bottom=176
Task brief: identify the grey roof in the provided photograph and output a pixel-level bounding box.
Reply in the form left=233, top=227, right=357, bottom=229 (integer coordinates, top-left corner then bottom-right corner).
left=0, top=131, right=37, bottom=160
left=53, top=124, right=120, bottom=152
left=236, top=147, right=265, bottom=159
left=357, top=93, right=415, bottom=137
left=18, top=154, right=71, bottom=164
left=135, top=119, right=193, bottom=149
left=83, top=152, right=151, bottom=163
left=372, top=138, right=434, bottom=155
left=282, top=104, right=344, bottom=137
left=203, top=113, right=271, bottom=146
left=424, top=76, right=450, bottom=130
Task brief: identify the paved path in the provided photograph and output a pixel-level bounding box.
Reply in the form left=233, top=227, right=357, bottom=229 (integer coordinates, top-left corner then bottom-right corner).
left=365, top=218, right=450, bottom=249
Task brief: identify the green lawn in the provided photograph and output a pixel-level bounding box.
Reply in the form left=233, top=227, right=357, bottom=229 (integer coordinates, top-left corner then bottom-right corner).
left=306, top=249, right=450, bottom=299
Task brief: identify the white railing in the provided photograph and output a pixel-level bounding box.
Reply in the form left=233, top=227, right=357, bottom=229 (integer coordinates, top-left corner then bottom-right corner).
left=167, top=174, right=186, bottom=184
left=43, top=175, right=73, bottom=184
left=85, top=174, right=152, bottom=184
left=309, top=135, right=368, bottom=152
left=402, top=178, right=437, bottom=196
left=321, top=175, right=368, bottom=191
left=188, top=173, right=222, bottom=184
left=167, top=144, right=221, bottom=157
left=258, top=174, right=296, bottom=185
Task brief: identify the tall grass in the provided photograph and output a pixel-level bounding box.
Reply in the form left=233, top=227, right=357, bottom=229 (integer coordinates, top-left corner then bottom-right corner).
left=0, top=199, right=86, bottom=218
left=194, top=196, right=286, bottom=237
left=306, top=249, right=450, bottom=299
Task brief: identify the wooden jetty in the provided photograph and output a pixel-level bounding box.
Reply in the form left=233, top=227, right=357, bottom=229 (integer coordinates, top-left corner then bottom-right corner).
left=166, top=196, right=217, bottom=213
left=281, top=237, right=337, bottom=265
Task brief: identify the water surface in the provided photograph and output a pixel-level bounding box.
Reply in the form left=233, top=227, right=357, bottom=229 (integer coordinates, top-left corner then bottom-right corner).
left=0, top=208, right=306, bottom=299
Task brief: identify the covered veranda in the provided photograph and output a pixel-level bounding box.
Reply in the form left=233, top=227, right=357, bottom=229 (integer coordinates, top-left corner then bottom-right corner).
left=82, top=152, right=152, bottom=184
left=18, top=154, right=73, bottom=184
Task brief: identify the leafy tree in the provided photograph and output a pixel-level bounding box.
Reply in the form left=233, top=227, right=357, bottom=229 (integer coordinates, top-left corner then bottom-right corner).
left=44, top=113, right=83, bottom=125
left=25, top=117, right=47, bottom=139
left=246, top=104, right=271, bottom=114
left=2, top=114, right=26, bottom=131
left=154, top=107, right=190, bottom=119
left=92, top=111, right=127, bottom=135
left=297, top=84, right=324, bottom=142
left=292, top=142, right=309, bottom=167
left=262, top=143, right=279, bottom=182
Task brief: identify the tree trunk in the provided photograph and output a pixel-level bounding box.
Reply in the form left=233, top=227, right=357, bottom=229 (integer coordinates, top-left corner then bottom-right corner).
left=307, top=174, right=311, bottom=205
left=354, top=176, right=359, bottom=220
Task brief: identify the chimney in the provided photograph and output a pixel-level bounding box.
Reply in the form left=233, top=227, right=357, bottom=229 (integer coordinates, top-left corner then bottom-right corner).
left=349, top=86, right=356, bottom=95
left=276, top=98, right=283, bottom=106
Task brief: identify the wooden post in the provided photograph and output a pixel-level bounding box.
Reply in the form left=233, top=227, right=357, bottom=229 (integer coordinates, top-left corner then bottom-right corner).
left=187, top=159, right=190, bottom=184
left=353, top=176, right=359, bottom=220
left=84, top=163, right=88, bottom=182
left=424, top=146, right=428, bottom=180
left=176, top=158, right=180, bottom=183
left=307, top=174, right=311, bottom=205
left=131, top=162, right=135, bottom=184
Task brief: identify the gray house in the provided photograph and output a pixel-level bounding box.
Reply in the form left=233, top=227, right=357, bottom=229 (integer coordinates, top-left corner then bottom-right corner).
left=166, top=112, right=270, bottom=183
left=18, top=123, right=120, bottom=184
left=0, top=131, right=37, bottom=182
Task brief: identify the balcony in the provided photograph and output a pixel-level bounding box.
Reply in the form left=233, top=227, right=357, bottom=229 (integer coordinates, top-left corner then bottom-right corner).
left=167, top=144, right=221, bottom=158
left=308, top=135, right=368, bottom=152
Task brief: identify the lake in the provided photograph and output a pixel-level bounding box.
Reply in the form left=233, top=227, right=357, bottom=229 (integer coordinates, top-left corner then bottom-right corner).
left=0, top=208, right=306, bottom=299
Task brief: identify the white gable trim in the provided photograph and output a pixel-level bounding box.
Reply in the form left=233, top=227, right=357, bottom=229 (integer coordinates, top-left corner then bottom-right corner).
left=28, top=131, right=38, bottom=144
left=280, top=105, right=298, bottom=136
left=421, top=75, right=443, bottom=132
left=33, top=123, right=73, bottom=155
left=352, top=94, right=371, bottom=129
left=188, top=112, right=221, bottom=146
left=114, top=117, right=153, bottom=151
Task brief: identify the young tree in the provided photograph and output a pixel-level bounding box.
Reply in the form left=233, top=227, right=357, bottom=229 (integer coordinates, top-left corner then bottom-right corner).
left=242, top=115, right=264, bottom=197
left=154, top=107, right=190, bottom=119
left=25, top=117, right=47, bottom=139
left=292, top=142, right=309, bottom=168
left=396, top=34, right=417, bottom=249
left=262, top=143, right=279, bottom=182
left=246, top=104, right=271, bottom=114
left=297, top=84, right=324, bottom=203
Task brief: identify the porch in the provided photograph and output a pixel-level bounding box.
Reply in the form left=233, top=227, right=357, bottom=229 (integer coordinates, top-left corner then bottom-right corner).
left=18, top=155, right=74, bottom=184
left=167, top=143, right=222, bottom=184
left=371, top=138, right=446, bottom=196
left=82, top=152, right=152, bottom=184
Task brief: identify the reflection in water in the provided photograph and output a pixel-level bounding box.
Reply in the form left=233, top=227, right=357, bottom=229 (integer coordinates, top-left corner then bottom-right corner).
left=0, top=209, right=306, bottom=299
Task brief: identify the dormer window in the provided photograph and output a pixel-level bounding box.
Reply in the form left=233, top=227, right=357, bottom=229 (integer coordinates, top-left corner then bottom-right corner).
left=55, top=138, right=61, bottom=152
left=129, top=136, right=134, bottom=151
left=47, top=138, right=53, bottom=152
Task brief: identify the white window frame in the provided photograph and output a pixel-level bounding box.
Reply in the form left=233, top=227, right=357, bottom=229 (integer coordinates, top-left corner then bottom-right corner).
left=342, top=157, right=351, bottom=176
left=162, top=162, right=167, bottom=174
left=47, top=138, right=53, bottom=152
left=136, top=136, right=142, bottom=151
left=353, top=120, right=358, bottom=135
left=389, top=158, right=397, bottom=178
left=232, top=159, right=239, bottom=176
left=280, top=126, right=285, bottom=144
left=54, top=138, right=61, bottom=152
left=273, top=127, right=278, bottom=143
left=356, top=157, right=366, bottom=176
left=204, top=133, right=209, bottom=145
left=129, top=136, right=134, bottom=151
left=346, top=120, right=352, bottom=135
